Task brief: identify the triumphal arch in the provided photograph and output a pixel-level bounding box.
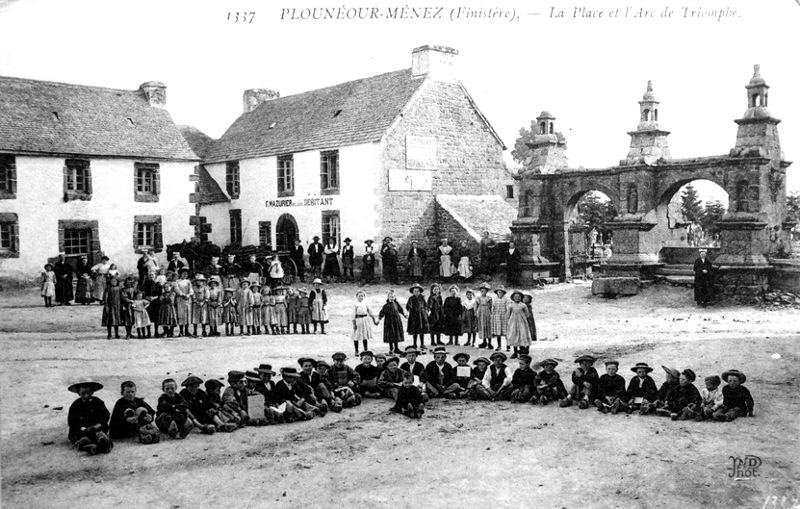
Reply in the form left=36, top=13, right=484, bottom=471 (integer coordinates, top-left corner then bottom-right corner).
left=512, top=65, right=795, bottom=296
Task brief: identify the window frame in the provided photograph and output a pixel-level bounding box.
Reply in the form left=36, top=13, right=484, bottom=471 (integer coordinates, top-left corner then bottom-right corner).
left=0, top=155, right=17, bottom=199
left=229, top=209, right=243, bottom=246
left=277, top=155, right=295, bottom=197
left=134, top=162, right=160, bottom=203
left=320, top=150, right=340, bottom=195
left=132, top=215, right=163, bottom=254
left=226, top=161, right=241, bottom=199
left=321, top=210, right=341, bottom=247
left=63, top=158, right=92, bottom=201
left=0, top=212, right=19, bottom=258
left=258, top=220, right=273, bottom=250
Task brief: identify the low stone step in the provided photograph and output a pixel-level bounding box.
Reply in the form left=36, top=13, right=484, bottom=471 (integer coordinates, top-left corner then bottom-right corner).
left=661, top=275, right=695, bottom=287
left=655, top=267, right=694, bottom=276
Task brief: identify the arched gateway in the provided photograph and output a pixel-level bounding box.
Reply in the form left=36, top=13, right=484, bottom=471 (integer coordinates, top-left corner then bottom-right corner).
left=276, top=213, right=299, bottom=252
left=511, top=67, right=795, bottom=297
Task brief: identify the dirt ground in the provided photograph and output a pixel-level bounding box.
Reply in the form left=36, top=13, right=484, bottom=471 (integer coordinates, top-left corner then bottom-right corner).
left=1, top=280, right=799, bottom=509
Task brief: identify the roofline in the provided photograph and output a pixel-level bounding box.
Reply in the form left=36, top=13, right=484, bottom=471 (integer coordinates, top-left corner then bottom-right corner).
left=0, top=75, right=140, bottom=94
left=0, top=149, right=200, bottom=163
left=202, top=139, right=382, bottom=164
left=458, top=82, right=507, bottom=150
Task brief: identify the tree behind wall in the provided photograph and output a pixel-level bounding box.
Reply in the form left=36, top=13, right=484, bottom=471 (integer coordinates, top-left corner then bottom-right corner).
left=577, top=192, right=617, bottom=230
left=681, top=183, right=704, bottom=223
left=511, top=122, right=537, bottom=165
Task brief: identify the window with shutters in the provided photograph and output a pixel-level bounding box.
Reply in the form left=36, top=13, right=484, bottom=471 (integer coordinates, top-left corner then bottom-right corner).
left=321, top=210, right=340, bottom=247
left=277, top=155, right=294, bottom=197
left=320, top=150, right=339, bottom=195
left=133, top=215, right=163, bottom=253
left=58, top=220, right=101, bottom=263
left=259, top=221, right=273, bottom=249
left=0, top=155, right=16, bottom=199
left=63, top=158, right=92, bottom=201
left=229, top=209, right=242, bottom=245
left=134, top=162, right=160, bottom=202
left=226, top=161, right=240, bottom=199
left=0, top=212, right=19, bottom=258
left=63, top=228, right=91, bottom=256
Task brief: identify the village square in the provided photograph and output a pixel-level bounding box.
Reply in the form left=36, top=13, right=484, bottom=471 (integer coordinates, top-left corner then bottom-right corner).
left=1, top=0, right=800, bottom=507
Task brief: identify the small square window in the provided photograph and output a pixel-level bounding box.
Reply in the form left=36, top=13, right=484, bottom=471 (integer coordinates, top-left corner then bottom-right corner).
left=320, top=150, right=339, bottom=195
left=134, top=163, right=160, bottom=202
left=63, top=159, right=91, bottom=201
left=0, top=213, right=20, bottom=258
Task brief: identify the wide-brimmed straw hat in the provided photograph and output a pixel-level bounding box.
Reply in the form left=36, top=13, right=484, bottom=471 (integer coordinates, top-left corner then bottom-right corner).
left=453, top=353, right=471, bottom=363
left=575, top=355, right=597, bottom=364
left=408, top=283, right=424, bottom=294
left=68, top=378, right=103, bottom=394
left=631, top=362, right=654, bottom=373
left=297, top=357, right=317, bottom=368
left=721, top=369, right=746, bottom=384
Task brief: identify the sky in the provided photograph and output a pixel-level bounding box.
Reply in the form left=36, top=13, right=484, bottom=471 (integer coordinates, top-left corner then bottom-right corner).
left=1, top=0, right=798, bottom=200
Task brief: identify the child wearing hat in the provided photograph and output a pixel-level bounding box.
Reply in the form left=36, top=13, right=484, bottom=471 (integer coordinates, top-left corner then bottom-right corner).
left=640, top=366, right=680, bottom=415
left=362, top=239, right=376, bottom=285
left=157, top=280, right=178, bottom=338
left=309, top=279, right=328, bottom=334
left=297, top=288, right=312, bottom=334
left=109, top=381, right=158, bottom=443
left=352, top=290, right=379, bottom=356
left=712, top=370, right=754, bottom=422
left=180, top=376, right=234, bottom=433
left=594, top=361, right=628, bottom=414
left=329, top=352, right=362, bottom=408
left=479, top=352, right=513, bottom=401
left=236, top=280, right=254, bottom=336
left=663, top=369, right=701, bottom=420
left=156, top=378, right=196, bottom=439
left=314, top=361, right=343, bottom=412
left=508, top=354, right=537, bottom=403
left=377, top=356, right=405, bottom=400
left=468, top=357, right=492, bottom=400
left=490, top=286, right=509, bottom=352
left=442, top=285, right=463, bottom=346
left=286, top=287, right=299, bottom=334
left=355, top=351, right=383, bottom=399
left=683, top=375, right=723, bottom=421
left=378, top=290, right=406, bottom=355
left=274, top=286, right=289, bottom=334
left=222, top=371, right=250, bottom=427
left=222, top=287, right=238, bottom=336
left=251, top=364, right=289, bottom=424
left=424, top=347, right=460, bottom=399
left=102, top=277, right=123, bottom=339
left=250, top=281, right=264, bottom=334
left=131, top=291, right=152, bottom=339
left=427, top=284, right=445, bottom=346
left=205, top=379, right=240, bottom=428
left=67, top=379, right=113, bottom=455
left=207, top=277, right=223, bottom=336
left=534, top=359, right=568, bottom=405
left=399, top=346, right=428, bottom=393
left=391, top=371, right=425, bottom=419
left=273, top=368, right=319, bottom=422
left=406, top=283, right=430, bottom=352
left=626, top=363, right=658, bottom=413
left=506, top=290, right=532, bottom=359
left=560, top=355, right=600, bottom=409
left=461, top=289, right=478, bottom=346
left=475, top=283, right=493, bottom=348
left=41, top=263, right=56, bottom=307
left=451, top=352, right=473, bottom=399
left=191, top=274, right=209, bottom=337
left=174, top=269, right=193, bottom=337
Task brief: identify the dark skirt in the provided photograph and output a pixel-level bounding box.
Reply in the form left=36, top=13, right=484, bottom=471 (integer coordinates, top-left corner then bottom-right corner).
left=323, top=254, right=341, bottom=276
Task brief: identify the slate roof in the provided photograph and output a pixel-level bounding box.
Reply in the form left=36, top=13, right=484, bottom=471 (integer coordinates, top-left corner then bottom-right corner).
left=437, top=194, right=518, bottom=242
left=179, top=125, right=215, bottom=159
left=204, top=69, right=425, bottom=163
left=195, top=165, right=230, bottom=205
left=0, top=76, right=199, bottom=161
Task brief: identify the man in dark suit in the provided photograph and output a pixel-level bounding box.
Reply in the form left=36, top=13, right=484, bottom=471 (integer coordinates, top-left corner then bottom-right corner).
left=693, top=248, right=714, bottom=306
left=505, top=240, right=522, bottom=285
left=307, top=236, right=324, bottom=280
left=289, top=238, right=306, bottom=282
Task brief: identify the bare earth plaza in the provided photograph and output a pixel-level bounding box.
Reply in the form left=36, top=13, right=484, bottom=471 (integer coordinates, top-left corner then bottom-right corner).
left=1, top=1, right=799, bottom=509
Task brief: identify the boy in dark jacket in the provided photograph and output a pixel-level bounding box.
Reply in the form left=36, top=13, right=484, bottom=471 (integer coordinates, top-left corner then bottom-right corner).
left=391, top=371, right=425, bottom=419
left=156, top=378, right=196, bottom=439
left=509, top=354, right=537, bottom=403
left=625, top=362, right=658, bottom=414
left=594, top=360, right=628, bottom=414
left=560, top=355, right=600, bottom=409
left=641, top=365, right=680, bottom=415
left=67, top=379, right=112, bottom=455
left=109, top=380, right=158, bottom=443
left=424, top=347, right=459, bottom=398
left=663, top=369, right=702, bottom=420
left=712, top=370, right=754, bottom=422
left=355, top=351, right=383, bottom=399
left=534, top=358, right=568, bottom=405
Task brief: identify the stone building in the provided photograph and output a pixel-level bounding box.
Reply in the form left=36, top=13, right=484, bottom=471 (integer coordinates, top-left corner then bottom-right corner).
left=197, top=45, right=513, bottom=273
left=0, top=77, right=199, bottom=280
left=512, top=66, right=796, bottom=295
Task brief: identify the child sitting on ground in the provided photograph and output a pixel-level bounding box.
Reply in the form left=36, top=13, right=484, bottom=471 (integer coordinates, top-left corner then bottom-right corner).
left=662, top=369, right=701, bottom=420
left=712, top=369, right=754, bottom=422
left=156, top=378, right=195, bottom=439
left=222, top=371, right=251, bottom=427
left=328, top=352, right=362, bottom=408
left=479, top=352, right=513, bottom=401
left=391, top=371, right=425, bottom=419
left=355, top=351, right=383, bottom=399
left=509, top=354, right=537, bottom=403
left=560, top=355, right=600, bottom=409
left=468, top=357, right=491, bottom=400
left=683, top=375, right=723, bottom=421
left=109, top=380, right=158, bottom=443
left=594, top=360, right=628, bottom=414
left=641, top=366, right=680, bottom=415
left=180, top=375, right=236, bottom=432
left=625, top=362, right=658, bottom=414
left=205, top=379, right=240, bottom=428
left=67, top=378, right=113, bottom=455
left=451, top=353, right=473, bottom=399
left=533, top=358, right=568, bottom=405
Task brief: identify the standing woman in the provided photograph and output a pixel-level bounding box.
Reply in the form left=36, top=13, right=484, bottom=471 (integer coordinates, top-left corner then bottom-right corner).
left=457, top=239, right=472, bottom=282
left=438, top=238, right=454, bottom=281
left=323, top=238, right=341, bottom=282
left=341, top=238, right=355, bottom=283
left=54, top=253, right=74, bottom=306
left=120, top=277, right=137, bottom=339
left=506, top=290, right=532, bottom=359
left=207, top=276, right=223, bottom=337
left=191, top=274, right=209, bottom=338
left=522, top=292, right=537, bottom=342
left=693, top=248, right=715, bottom=307
left=475, top=282, right=493, bottom=349
left=174, top=268, right=193, bottom=337
left=158, top=278, right=178, bottom=338
left=505, top=241, right=522, bottom=286
left=361, top=240, right=376, bottom=285
left=90, top=256, right=112, bottom=304
left=378, top=290, right=406, bottom=354
left=75, top=255, right=93, bottom=305
left=407, top=241, right=426, bottom=283
left=273, top=286, right=289, bottom=334
left=461, top=288, right=478, bottom=346
left=427, top=284, right=445, bottom=346
left=351, top=290, right=378, bottom=356
left=102, top=277, right=122, bottom=339
left=405, top=283, right=429, bottom=352
left=309, top=278, right=329, bottom=334
left=41, top=263, right=56, bottom=308
left=491, top=286, right=510, bottom=352
left=442, top=285, right=463, bottom=346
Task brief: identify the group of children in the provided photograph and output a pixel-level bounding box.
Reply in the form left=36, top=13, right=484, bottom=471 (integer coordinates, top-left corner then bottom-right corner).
left=67, top=349, right=754, bottom=455
left=98, top=269, right=330, bottom=339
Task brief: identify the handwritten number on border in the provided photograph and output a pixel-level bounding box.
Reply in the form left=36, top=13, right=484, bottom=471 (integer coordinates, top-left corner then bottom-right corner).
left=227, top=12, right=256, bottom=23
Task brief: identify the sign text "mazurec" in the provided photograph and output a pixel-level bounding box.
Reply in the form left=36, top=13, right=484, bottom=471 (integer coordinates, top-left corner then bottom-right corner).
left=265, top=197, right=334, bottom=208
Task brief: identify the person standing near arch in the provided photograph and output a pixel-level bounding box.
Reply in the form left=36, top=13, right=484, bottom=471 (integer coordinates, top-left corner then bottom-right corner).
left=289, top=238, right=306, bottom=283
left=307, top=236, right=324, bottom=280
left=693, top=248, right=714, bottom=307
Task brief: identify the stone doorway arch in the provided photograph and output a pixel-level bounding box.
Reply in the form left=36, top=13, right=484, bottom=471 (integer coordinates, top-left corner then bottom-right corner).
left=276, top=213, right=299, bottom=252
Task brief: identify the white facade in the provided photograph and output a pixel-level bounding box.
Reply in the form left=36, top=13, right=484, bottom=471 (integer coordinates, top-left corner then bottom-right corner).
left=201, top=142, right=382, bottom=254
left=0, top=155, right=196, bottom=278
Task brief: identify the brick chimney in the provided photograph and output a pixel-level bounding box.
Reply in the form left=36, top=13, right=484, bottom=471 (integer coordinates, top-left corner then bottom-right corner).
left=411, top=45, right=458, bottom=83
left=243, top=88, right=280, bottom=113
left=139, top=81, right=166, bottom=108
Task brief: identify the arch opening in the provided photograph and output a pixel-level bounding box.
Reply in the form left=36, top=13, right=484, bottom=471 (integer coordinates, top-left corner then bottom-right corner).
left=659, top=179, right=728, bottom=248
left=276, top=213, right=299, bottom=251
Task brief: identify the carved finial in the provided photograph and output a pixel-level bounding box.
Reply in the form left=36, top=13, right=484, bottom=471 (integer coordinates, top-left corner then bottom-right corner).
left=753, top=64, right=761, bottom=78
left=647, top=80, right=653, bottom=93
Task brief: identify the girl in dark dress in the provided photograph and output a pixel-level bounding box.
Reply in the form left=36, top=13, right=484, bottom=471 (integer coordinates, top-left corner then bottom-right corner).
left=75, top=255, right=93, bottom=304
left=442, top=285, right=463, bottom=345
left=378, top=290, right=406, bottom=354
left=102, top=277, right=122, bottom=339
left=67, top=379, right=112, bottom=455
left=120, top=277, right=137, bottom=339
left=405, top=283, right=429, bottom=352
left=323, top=238, right=341, bottom=281
left=362, top=240, right=376, bottom=284
left=427, top=284, right=445, bottom=346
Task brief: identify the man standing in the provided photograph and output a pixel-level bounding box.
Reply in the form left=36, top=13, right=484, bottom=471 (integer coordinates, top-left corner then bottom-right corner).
left=221, top=254, right=241, bottom=290
left=693, top=248, right=714, bottom=307
left=289, top=238, right=306, bottom=283
left=307, top=236, right=324, bottom=280
left=505, top=241, right=522, bottom=285
left=137, top=250, right=158, bottom=288
left=54, top=253, right=74, bottom=305
left=479, top=231, right=497, bottom=277
left=380, top=237, right=398, bottom=284
left=167, top=252, right=185, bottom=274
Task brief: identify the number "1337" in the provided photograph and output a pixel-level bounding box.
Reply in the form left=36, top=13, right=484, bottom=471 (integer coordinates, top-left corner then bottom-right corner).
left=227, top=12, right=256, bottom=23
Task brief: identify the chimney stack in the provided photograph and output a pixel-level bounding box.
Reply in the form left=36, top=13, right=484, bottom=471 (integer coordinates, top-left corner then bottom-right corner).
left=411, top=45, right=458, bottom=83
left=243, top=88, right=280, bottom=113
left=139, top=81, right=166, bottom=108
